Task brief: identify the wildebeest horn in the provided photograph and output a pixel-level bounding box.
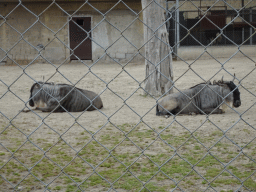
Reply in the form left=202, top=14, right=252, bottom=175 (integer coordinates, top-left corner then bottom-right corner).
left=206, top=80, right=211, bottom=85
left=221, top=76, right=224, bottom=82
left=232, top=73, right=236, bottom=82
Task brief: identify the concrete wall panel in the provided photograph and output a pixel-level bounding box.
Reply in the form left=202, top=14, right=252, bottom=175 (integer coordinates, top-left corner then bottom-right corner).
left=0, top=1, right=143, bottom=64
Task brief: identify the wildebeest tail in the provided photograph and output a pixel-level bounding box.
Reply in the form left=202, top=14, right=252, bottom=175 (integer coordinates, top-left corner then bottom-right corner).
left=29, top=91, right=35, bottom=107
left=29, top=82, right=41, bottom=107
left=156, top=104, right=160, bottom=116
left=99, top=102, right=103, bottom=109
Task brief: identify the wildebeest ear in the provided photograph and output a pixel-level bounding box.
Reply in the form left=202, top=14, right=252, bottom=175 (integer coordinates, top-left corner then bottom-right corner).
left=34, top=83, right=41, bottom=89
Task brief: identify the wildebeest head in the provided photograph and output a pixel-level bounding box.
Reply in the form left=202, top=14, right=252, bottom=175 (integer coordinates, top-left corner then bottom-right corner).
left=29, top=82, right=41, bottom=107
left=29, top=81, right=54, bottom=107
left=226, top=81, right=241, bottom=108
left=213, top=75, right=241, bottom=108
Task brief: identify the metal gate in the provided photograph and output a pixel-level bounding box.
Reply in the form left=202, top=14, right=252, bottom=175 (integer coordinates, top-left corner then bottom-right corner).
left=69, top=17, right=92, bottom=60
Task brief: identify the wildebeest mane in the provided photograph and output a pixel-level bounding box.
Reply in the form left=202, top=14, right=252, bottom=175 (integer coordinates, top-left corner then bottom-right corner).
left=226, top=81, right=240, bottom=100
left=189, top=81, right=212, bottom=89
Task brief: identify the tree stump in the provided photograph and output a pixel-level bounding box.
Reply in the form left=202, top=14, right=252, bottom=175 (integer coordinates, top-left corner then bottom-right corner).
left=142, top=0, right=173, bottom=96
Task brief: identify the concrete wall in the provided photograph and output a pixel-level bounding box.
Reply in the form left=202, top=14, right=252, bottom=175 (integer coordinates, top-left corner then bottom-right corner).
left=0, top=2, right=143, bottom=65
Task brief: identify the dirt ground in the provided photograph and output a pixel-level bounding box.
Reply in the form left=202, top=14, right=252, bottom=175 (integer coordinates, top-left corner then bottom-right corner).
left=0, top=56, right=256, bottom=191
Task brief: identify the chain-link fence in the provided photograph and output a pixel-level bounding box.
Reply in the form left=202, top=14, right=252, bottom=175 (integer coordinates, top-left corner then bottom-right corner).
left=0, top=0, right=256, bottom=191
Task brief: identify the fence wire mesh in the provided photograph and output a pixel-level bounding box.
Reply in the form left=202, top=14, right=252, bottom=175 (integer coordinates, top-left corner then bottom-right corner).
left=0, top=0, right=256, bottom=191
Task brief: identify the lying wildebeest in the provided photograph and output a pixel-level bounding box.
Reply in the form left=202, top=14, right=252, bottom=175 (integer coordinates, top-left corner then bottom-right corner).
left=24, top=81, right=103, bottom=112
left=156, top=76, right=241, bottom=116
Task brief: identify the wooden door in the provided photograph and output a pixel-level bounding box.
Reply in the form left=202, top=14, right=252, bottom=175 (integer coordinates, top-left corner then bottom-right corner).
left=69, top=17, right=92, bottom=60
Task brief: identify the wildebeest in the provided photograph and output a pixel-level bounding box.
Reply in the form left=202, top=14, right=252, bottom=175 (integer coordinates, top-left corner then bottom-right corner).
left=156, top=76, right=241, bottom=116
left=24, top=81, right=103, bottom=112
left=205, top=30, right=222, bottom=45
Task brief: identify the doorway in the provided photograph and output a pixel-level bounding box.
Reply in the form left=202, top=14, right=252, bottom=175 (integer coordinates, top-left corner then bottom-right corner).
left=69, top=17, right=92, bottom=60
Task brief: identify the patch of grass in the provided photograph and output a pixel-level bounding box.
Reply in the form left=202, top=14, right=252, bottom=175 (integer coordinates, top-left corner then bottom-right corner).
left=9, top=138, right=23, bottom=146
left=197, top=155, right=220, bottom=168
left=129, top=129, right=155, bottom=139
left=220, top=190, right=233, bottom=192
left=204, top=168, right=221, bottom=179
left=30, top=154, right=44, bottom=164
left=8, top=176, right=21, bottom=184
left=244, top=178, right=256, bottom=190
left=81, top=174, right=109, bottom=188
left=243, top=129, right=251, bottom=134
left=0, top=161, right=27, bottom=176
left=1, top=129, right=9, bottom=135
left=42, top=143, right=53, bottom=151
left=214, top=178, right=240, bottom=185
left=31, top=158, right=61, bottom=180
left=66, top=185, right=79, bottom=192
left=1, top=121, right=255, bottom=191
left=158, top=126, right=165, bottom=129
left=144, top=182, right=168, bottom=192
left=183, top=179, right=195, bottom=187
left=160, top=133, right=191, bottom=147
left=139, top=94, right=148, bottom=98
left=78, top=134, right=90, bottom=140
left=118, top=123, right=135, bottom=132
left=99, top=133, right=121, bottom=146
left=161, top=159, right=191, bottom=180
left=147, top=153, right=169, bottom=165
left=36, top=138, right=47, bottom=143
left=194, top=145, right=201, bottom=150
left=114, top=173, right=142, bottom=190
left=221, top=172, right=230, bottom=176
left=182, top=152, right=201, bottom=165
left=54, top=186, right=62, bottom=190
left=215, top=142, right=230, bottom=149
left=242, top=162, right=256, bottom=169
left=99, top=166, right=125, bottom=182
left=210, top=130, right=223, bottom=137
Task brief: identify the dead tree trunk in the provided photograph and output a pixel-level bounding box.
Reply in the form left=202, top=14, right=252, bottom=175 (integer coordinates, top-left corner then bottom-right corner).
left=142, top=0, right=173, bottom=96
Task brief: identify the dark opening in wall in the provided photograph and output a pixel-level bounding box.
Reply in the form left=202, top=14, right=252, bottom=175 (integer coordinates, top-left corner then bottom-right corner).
left=76, top=19, right=84, bottom=26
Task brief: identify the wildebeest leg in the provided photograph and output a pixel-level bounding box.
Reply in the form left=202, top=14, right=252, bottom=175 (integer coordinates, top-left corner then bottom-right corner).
left=168, top=107, right=180, bottom=115
left=36, top=105, right=65, bottom=112
left=20, top=108, right=39, bottom=113
left=201, top=108, right=223, bottom=114
left=20, top=109, right=32, bottom=113
left=36, top=98, right=65, bottom=112
left=161, top=107, right=180, bottom=118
